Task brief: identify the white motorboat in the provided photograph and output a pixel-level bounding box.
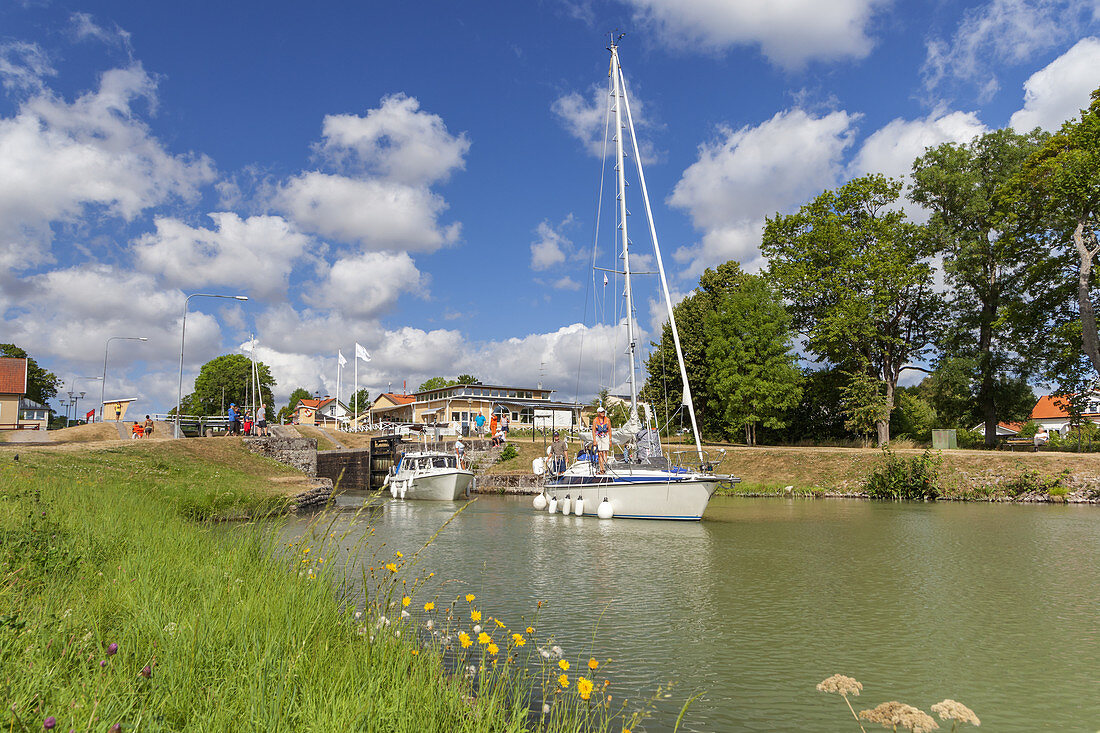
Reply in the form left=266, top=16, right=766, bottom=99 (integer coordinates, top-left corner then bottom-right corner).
left=533, top=38, right=738, bottom=521
left=386, top=450, right=473, bottom=501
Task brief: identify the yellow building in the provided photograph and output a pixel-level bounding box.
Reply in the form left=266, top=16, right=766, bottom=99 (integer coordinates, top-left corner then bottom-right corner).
left=0, top=357, right=27, bottom=428
left=406, top=383, right=580, bottom=430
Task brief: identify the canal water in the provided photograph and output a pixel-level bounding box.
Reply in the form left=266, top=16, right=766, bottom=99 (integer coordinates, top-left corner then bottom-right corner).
left=283, top=495, right=1100, bottom=731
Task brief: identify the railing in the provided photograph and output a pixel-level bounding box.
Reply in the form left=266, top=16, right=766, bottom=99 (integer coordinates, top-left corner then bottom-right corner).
left=0, top=423, right=40, bottom=430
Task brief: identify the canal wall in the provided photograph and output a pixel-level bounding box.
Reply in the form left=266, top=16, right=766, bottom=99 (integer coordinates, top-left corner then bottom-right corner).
left=289, top=477, right=335, bottom=512
left=316, top=448, right=372, bottom=490
left=243, top=436, right=317, bottom=476
left=474, top=473, right=540, bottom=495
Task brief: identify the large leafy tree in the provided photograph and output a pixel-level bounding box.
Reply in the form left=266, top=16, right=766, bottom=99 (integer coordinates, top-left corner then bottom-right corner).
left=910, top=128, right=1048, bottom=446
left=762, top=174, right=940, bottom=445
left=703, top=275, right=802, bottom=445
left=418, top=376, right=453, bottom=392
left=188, top=354, right=276, bottom=417
left=1009, top=88, right=1100, bottom=388
left=349, top=388, right=370, bottom=414
left=641, top=261, right=746, bottom=439
left=0, top=344, right=62, bottom=404
left=278, top=387, right=312, bottom=423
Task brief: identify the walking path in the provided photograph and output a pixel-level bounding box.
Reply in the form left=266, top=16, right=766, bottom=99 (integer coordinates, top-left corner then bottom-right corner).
left=314, top=426, right=346, bottom=450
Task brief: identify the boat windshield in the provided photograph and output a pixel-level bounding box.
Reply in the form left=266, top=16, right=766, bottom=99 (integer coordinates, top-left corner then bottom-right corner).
left=432, top=456, right=455, bottom=469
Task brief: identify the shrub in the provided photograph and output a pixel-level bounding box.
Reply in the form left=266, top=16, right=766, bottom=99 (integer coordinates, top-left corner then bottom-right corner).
left=956, top=428, right=984, bottom=449
left=1001, top=470, right=1066, bottom=497
left=863, top=449, right=941, bottom=500
left=499, top=443, right=518, bottom=461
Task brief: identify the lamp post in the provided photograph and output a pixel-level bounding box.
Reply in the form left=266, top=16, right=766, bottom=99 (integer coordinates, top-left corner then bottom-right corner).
left=101, top=337, right=148, bottom=422
left=176, top=293, right=248, bottom=438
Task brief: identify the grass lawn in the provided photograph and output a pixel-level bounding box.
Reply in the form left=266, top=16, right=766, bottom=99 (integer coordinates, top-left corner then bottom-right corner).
left=0, top=442, right=652, bottom=732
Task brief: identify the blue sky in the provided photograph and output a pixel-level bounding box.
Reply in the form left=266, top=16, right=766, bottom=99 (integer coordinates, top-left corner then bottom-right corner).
left=2, top=0, right=1099, bottom=415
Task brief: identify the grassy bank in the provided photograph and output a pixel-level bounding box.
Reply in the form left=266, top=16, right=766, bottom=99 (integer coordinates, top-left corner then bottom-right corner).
left=0, top=444, right=656, bottom=731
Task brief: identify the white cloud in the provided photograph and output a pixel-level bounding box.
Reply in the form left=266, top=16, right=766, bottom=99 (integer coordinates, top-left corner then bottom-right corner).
left=922, top=0, right=1095, bottom=101
left=622, top=0, right=889, bottom=68
left=669, top=108, right=859, bottom=274
left=69, top=12, right=133, bottom=53
left=133, top=213, right=312, bottom=301
left=552, top=83, right=658, bottom=161
left=851, top=111, right=988, bottom=180
left=319, top=94, right=470, bottom=185
left=304, top=251, right=425, bottom=317
left=552, top=276, right=582, bottom=290
left=0, top=64, right=215, bottom=270
left=277, top=172, right=459, bottom=251
left=0, top=41, right=55, bottom=93
left=530, top=218, right=574, bottom=270
left=1010, top=36, right=1100, bottom=131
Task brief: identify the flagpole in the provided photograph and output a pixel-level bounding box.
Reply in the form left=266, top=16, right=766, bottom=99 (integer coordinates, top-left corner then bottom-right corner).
left=354, top=355, right=359, bottom=431
left=336, top=355, right=341, bottom=431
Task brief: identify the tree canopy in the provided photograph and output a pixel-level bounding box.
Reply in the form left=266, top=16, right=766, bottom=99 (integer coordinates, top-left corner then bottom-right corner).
left=188, top=354, right=276, bottom=417
left=762, top=174, right=940, bottom=445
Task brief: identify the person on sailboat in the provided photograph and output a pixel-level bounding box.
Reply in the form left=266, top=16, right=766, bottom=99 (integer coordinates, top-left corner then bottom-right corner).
left=592, top=406, right=611, bottom=472
left=549, top=431, right=568, bottom=476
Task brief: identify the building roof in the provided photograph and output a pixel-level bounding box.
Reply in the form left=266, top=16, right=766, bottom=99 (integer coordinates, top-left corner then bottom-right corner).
left=297, top=398, right=335, bottom=410
left=0, top=358, right=27, bottom=395
left=19, top=397, right=49, bottom=411
left=1030, top=394, right=1100, bottom=419
left=377, top=392, right=415, bottom=405
left=413, top=383, right=550, bottom=397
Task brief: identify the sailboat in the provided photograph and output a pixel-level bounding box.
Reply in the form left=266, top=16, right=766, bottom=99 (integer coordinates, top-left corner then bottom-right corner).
left=533, top=38, right=738, bottom=521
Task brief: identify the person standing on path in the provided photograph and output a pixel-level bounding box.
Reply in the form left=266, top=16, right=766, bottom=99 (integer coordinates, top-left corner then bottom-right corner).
left=592, top=406, right=611, bottom=472
left=143, top=415, right=154, bottom=438
left=256, top=403, right=268, bottom=436
left=501, top=412, right=510, bottom=436
left=227, top=403, right=240, bottom=436
left=475, top=411, right=486, bottom=436
left=114, top=403, right=122, bottom=422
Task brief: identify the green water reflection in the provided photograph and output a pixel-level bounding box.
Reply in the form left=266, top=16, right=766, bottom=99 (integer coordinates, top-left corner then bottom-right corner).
left=284, top=495, right=1100, bottom=731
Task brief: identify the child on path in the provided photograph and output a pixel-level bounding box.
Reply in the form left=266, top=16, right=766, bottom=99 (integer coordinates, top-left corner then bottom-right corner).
left=131, top=421, right=144, bottom=439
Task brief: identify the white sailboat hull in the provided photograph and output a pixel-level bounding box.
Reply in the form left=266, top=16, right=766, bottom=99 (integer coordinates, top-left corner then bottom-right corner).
left=543, top=464, right=722, bottom=520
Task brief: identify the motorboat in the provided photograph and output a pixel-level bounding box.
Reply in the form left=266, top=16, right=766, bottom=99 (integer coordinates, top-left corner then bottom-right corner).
left=386, top=450, right=473, bottom=501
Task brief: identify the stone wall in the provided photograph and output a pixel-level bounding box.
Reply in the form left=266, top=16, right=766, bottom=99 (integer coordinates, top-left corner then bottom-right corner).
left=289, top=477, right=334, bottom=512
left=316, top=449, right=372, bottom=490
left=473, top=473, right=540, bottom=495
left=243, top=436, right=317, bottom=476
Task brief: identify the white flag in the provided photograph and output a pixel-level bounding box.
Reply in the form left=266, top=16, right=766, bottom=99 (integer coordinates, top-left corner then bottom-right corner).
left=338, top=350, right=347, bottom=367
left=603, top=273, right=608, bottom=286
left=355, top=343, right=371, bottom=362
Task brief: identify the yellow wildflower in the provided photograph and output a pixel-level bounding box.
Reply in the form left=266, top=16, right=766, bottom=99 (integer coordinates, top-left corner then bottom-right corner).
left=588, top=657, right=599, bottom=670
left=401, top=596, right=411, bottom=607
left=494, top=618, right=505, bottom=628
left=526, top=626, right=534, bottom=634
left=487, top=642, right=499, bottom=656
left=429, top=572, right=434, bottom=577
left=558, top=659, right=569, bottom=671
left=471, top=610, right=482, bottom=622
left=395, top=551, right=403, bottom=558
left=511, top=633, right=526, bottom=647
left=423, top=601, right=435, bottom=612
left=558, top=674, right=569, bottom=688
left=385, top=562, right=397, bottom=573
left=458, top=632, right=472, bottom=649
left=478, top=632, right=491, bottom=645
left=303, top=547, right=310, bottom=554
left=410, top=649, right=419, bottom=656
left=577, top=676, right=594, bottom=701
left=465, top=594, right=475, bottom=603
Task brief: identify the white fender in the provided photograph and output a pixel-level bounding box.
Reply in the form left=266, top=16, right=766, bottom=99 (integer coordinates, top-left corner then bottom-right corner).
left=574, top=497, right=584, bottom=516
left=597, top=498, right=613, bottom=519
left=533, top=493, right=548, bottom=510
left=561, top=495, right=572, bottom=515
left=548, top=497, right=558, bottom=514
left=532, top=457, right=545, bottom=476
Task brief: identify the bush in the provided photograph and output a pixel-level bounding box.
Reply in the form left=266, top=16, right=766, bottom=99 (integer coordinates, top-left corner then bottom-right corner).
left=1000, top=470, right=1067, bottom=497
left=863, top=449, right=941, bottom=501
left=499, top=443, right=518, bottom=461
left=956, top=428, right=984, bottom=449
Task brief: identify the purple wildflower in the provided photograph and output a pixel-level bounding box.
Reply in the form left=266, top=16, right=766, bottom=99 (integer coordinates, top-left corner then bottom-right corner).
left=43, top=717, right=56, bottom=730
left=109, top=725, right=121, bottom=733
left=99, top=660, right=106, bottom=668
left=106, top=643, right=118, bottom=656
left=140, top=665, right=151, bottom=678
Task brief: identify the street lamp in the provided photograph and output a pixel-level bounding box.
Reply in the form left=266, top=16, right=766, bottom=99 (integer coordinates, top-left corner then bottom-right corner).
left=176, top=293, right=248, bottom=437
left=101, top=337, right=148, bottom=422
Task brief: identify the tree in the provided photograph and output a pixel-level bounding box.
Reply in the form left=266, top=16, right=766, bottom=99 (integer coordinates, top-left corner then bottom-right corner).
left=455, top=374, right=479, bottom=384
left=703, top=275, right=802, bottom=445
left=890, top=389, right=937, bottom=442
left=782, top=367, right=849, bottom=443
left=190, top=354, right=276, bottom=417
left=0, top=344, right=62, bottom=404
left=1010, top=88, right=1100, bottom=386
left=641, top=261, right=748, bottom=439
left=762, top=174, right=941, bottom=445
left=910, top=128, right=1048, bottom=446
left=589, top=387, right=631, bottom=426
left=349, top=388, right=370, bottom=414
left=278, top=387, right=312, bottom=423
left=418, top=376, right=452, bottom=392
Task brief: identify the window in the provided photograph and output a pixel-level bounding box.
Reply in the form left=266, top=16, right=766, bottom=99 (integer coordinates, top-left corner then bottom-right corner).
left=509, top=390, right=517, bottom=398
left=511, top=411, right=519, bottom=421
left=451, top=412, right=460, bottom=422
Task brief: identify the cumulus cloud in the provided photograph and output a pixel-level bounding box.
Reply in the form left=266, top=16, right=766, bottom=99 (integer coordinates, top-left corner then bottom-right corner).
left=0, top=64, right=215, bottom=270
left=133, top=213, right=312, bottom=301
left=319, top=93, right=470, bottom=185
left=304, top=251, right=425, bottom=317
left=552, top=276, right=582, bottom=290
left=69, top=12, right=133, bottom=53
left=277, top=172, right=460, bottom=251
left=922, top=0, right=1096, bottom=101
left=622, top=0, right=889, bottom=68
left=530, top=218, right=574, bottom=270
left=851, top=110, right=987, bottom=180
left=1010, top=36, right=1100, bottom=131
left=552, top=83, right=658, bottom=162
left=669, top=108, right=859, bottom=274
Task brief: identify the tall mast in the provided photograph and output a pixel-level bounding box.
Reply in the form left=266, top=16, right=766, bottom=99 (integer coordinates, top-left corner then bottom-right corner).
left=609, top=42, right=639, bottom=416
left=615, top=47, right=705, bottom=460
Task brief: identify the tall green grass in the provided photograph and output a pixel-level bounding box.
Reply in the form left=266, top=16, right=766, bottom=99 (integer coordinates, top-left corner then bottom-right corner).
left=0, top=449, right=665, bottom=732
